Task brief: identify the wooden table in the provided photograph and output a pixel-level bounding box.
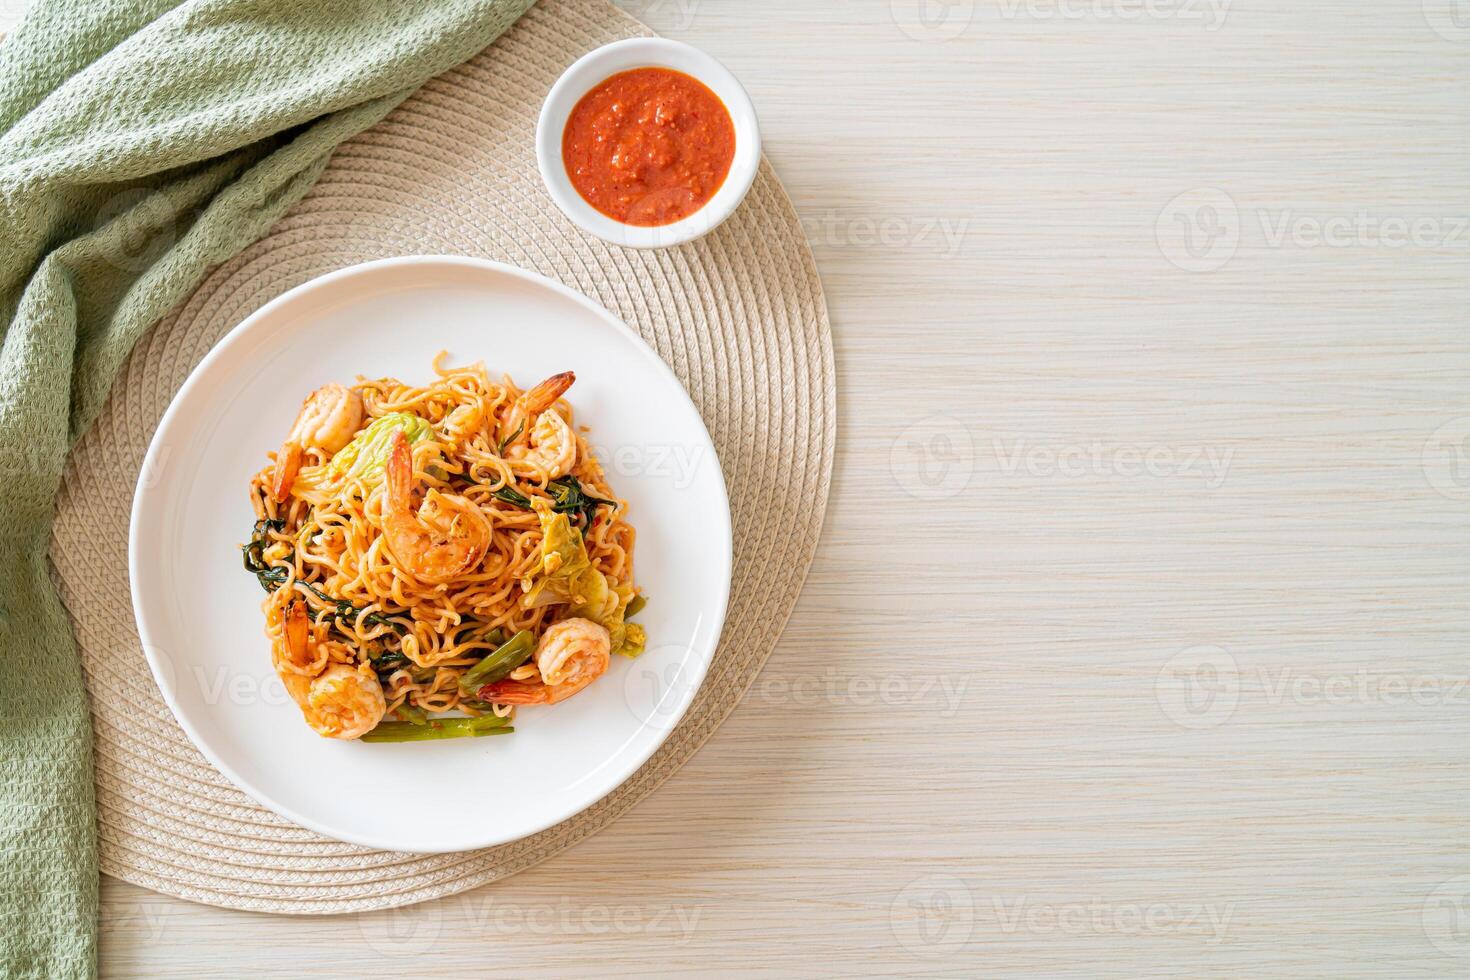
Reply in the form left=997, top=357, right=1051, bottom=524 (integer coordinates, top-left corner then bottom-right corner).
left=17, top=0, right=1468, bottom=974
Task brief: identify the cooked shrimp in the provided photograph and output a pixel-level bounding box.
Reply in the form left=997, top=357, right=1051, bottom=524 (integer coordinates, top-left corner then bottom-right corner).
left=500, top=372, right=578, bottom=479
left=382, top=429, right=491, bottom=584
left=476, top=618, right=610, bottom=706
left=500, top=372, right=574, bottom=442
left=270, top=441, right=303, bottom=503
left=283, top=664, right=387, bottom=741
left=514, top=408, right=577, bottom=479
left=273, top=384, right=363, bottom=500
left=289, top=384, right=363, bottom=454
left=443, top=402, right=485, bottom=442
left=272, top=597, right=326, bottom=676
left=273, top=598, right=385, bottom=740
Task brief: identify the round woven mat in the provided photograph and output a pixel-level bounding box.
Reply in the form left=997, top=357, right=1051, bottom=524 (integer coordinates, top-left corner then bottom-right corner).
left=48, top=0, right=833, bottom=914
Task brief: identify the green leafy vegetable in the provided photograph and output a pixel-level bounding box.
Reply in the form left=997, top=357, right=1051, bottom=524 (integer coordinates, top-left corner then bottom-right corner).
left=361, top=715, right=513, bottom=743
left=325, top=412, right=431, bottom=484
left=546, top=475, right=616, bottom=529
left=458, top=630, right=536, bottom=695
left=372, top=650, right=410, bottom=677
left=485, top=475, right=614, bottom=531
left=243, top=518, right=407, bottom=636
left=618, top=622, right=647, bottom=659
left=495, top=420, right=524, bottom=455
left=520, top=502, right=643, bottom=657
left=492, top=484, right=533, bottom=509
left=242, top=518, right=289, bottom=592
left=292, top=579, right=406, bottom=636
left=523, top=503, right=596, bottom=609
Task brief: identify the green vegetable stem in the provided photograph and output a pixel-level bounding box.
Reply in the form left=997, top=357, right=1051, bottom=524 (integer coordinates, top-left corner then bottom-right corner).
left=457, top=630, right=536, bottom=695
left=361, top=714, right=513, bottom=743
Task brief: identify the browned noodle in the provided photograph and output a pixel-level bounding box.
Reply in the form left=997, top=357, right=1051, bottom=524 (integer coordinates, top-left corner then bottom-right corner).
left=249, top=355, right=638, bottom=723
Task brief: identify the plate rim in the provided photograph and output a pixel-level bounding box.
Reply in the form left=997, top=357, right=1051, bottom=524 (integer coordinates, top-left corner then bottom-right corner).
left=127, top=254, right=733, bottom=853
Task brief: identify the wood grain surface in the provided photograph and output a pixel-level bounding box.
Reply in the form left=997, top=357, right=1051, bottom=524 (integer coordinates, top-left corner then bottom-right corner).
left=18, top=0, right=1469, bottom=975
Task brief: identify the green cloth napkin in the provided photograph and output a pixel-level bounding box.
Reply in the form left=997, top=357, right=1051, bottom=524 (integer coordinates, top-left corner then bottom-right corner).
left=0, top=0, right=533, bottom=974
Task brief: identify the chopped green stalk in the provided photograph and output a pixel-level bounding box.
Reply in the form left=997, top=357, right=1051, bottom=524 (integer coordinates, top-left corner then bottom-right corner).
left=458, top=630, right=536, bottom=695
left=454, top=624, right=507, bottom=649
left=625, top=594, right=647, bottom=619
left=458, top=698, right=498, bottom=714
left=395, top=704, right=428, bottom=726
left=361, top=715, right=513, bottom=743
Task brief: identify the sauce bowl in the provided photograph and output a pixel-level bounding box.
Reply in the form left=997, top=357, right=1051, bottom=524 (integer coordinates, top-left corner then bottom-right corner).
left=536, top=38, right=761, bottom=249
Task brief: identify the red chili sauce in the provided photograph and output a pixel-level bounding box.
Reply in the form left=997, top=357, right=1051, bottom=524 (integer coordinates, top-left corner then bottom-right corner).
left=562, top=67, right=736, bottom=227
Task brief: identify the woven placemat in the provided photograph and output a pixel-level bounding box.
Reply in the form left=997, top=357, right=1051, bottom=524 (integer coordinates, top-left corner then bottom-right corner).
left=47, top=0, right=833, bottom=914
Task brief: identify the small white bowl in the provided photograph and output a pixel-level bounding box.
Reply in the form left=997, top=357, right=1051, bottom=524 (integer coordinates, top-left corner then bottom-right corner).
left=536, top=38, right=761, bottom=249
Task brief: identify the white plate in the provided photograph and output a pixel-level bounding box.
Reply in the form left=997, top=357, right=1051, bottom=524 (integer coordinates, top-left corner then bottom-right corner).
left=129, top=256, right=732, bottom=854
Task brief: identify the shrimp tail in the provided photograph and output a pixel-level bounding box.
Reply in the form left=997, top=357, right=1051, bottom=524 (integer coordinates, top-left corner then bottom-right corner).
left=476, top=679, right=551, bottom=705
left=275, top=597, right=323, bottom=676
left=271, top=441, right=303, bottom=502
left=381, top=428, right=491, bottom=584
left=283, top=598, right=310, bottom=662
left=526, top=372, right=576, bottom=414
left=501, top=372, right=577, bottom=444
left=386, top=429, right=413, bottom=512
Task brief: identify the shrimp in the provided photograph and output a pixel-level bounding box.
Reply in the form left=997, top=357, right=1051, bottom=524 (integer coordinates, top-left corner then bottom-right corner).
left=476, top=618, right=610, bottom=706
left=273, top=598, right=386, bottom=740
left=500, top=372, right=578, bottom=479
left=443, top=402, right=485, bottom=441
left=501, top=372, right=574, bottom=443
left=270, top=441, right=304, bottom=503
left=382, top=429, right=491, bottom=584
left=273, top=384, right=364, bottom=501
left=289, top=383, right=364, bottom=453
